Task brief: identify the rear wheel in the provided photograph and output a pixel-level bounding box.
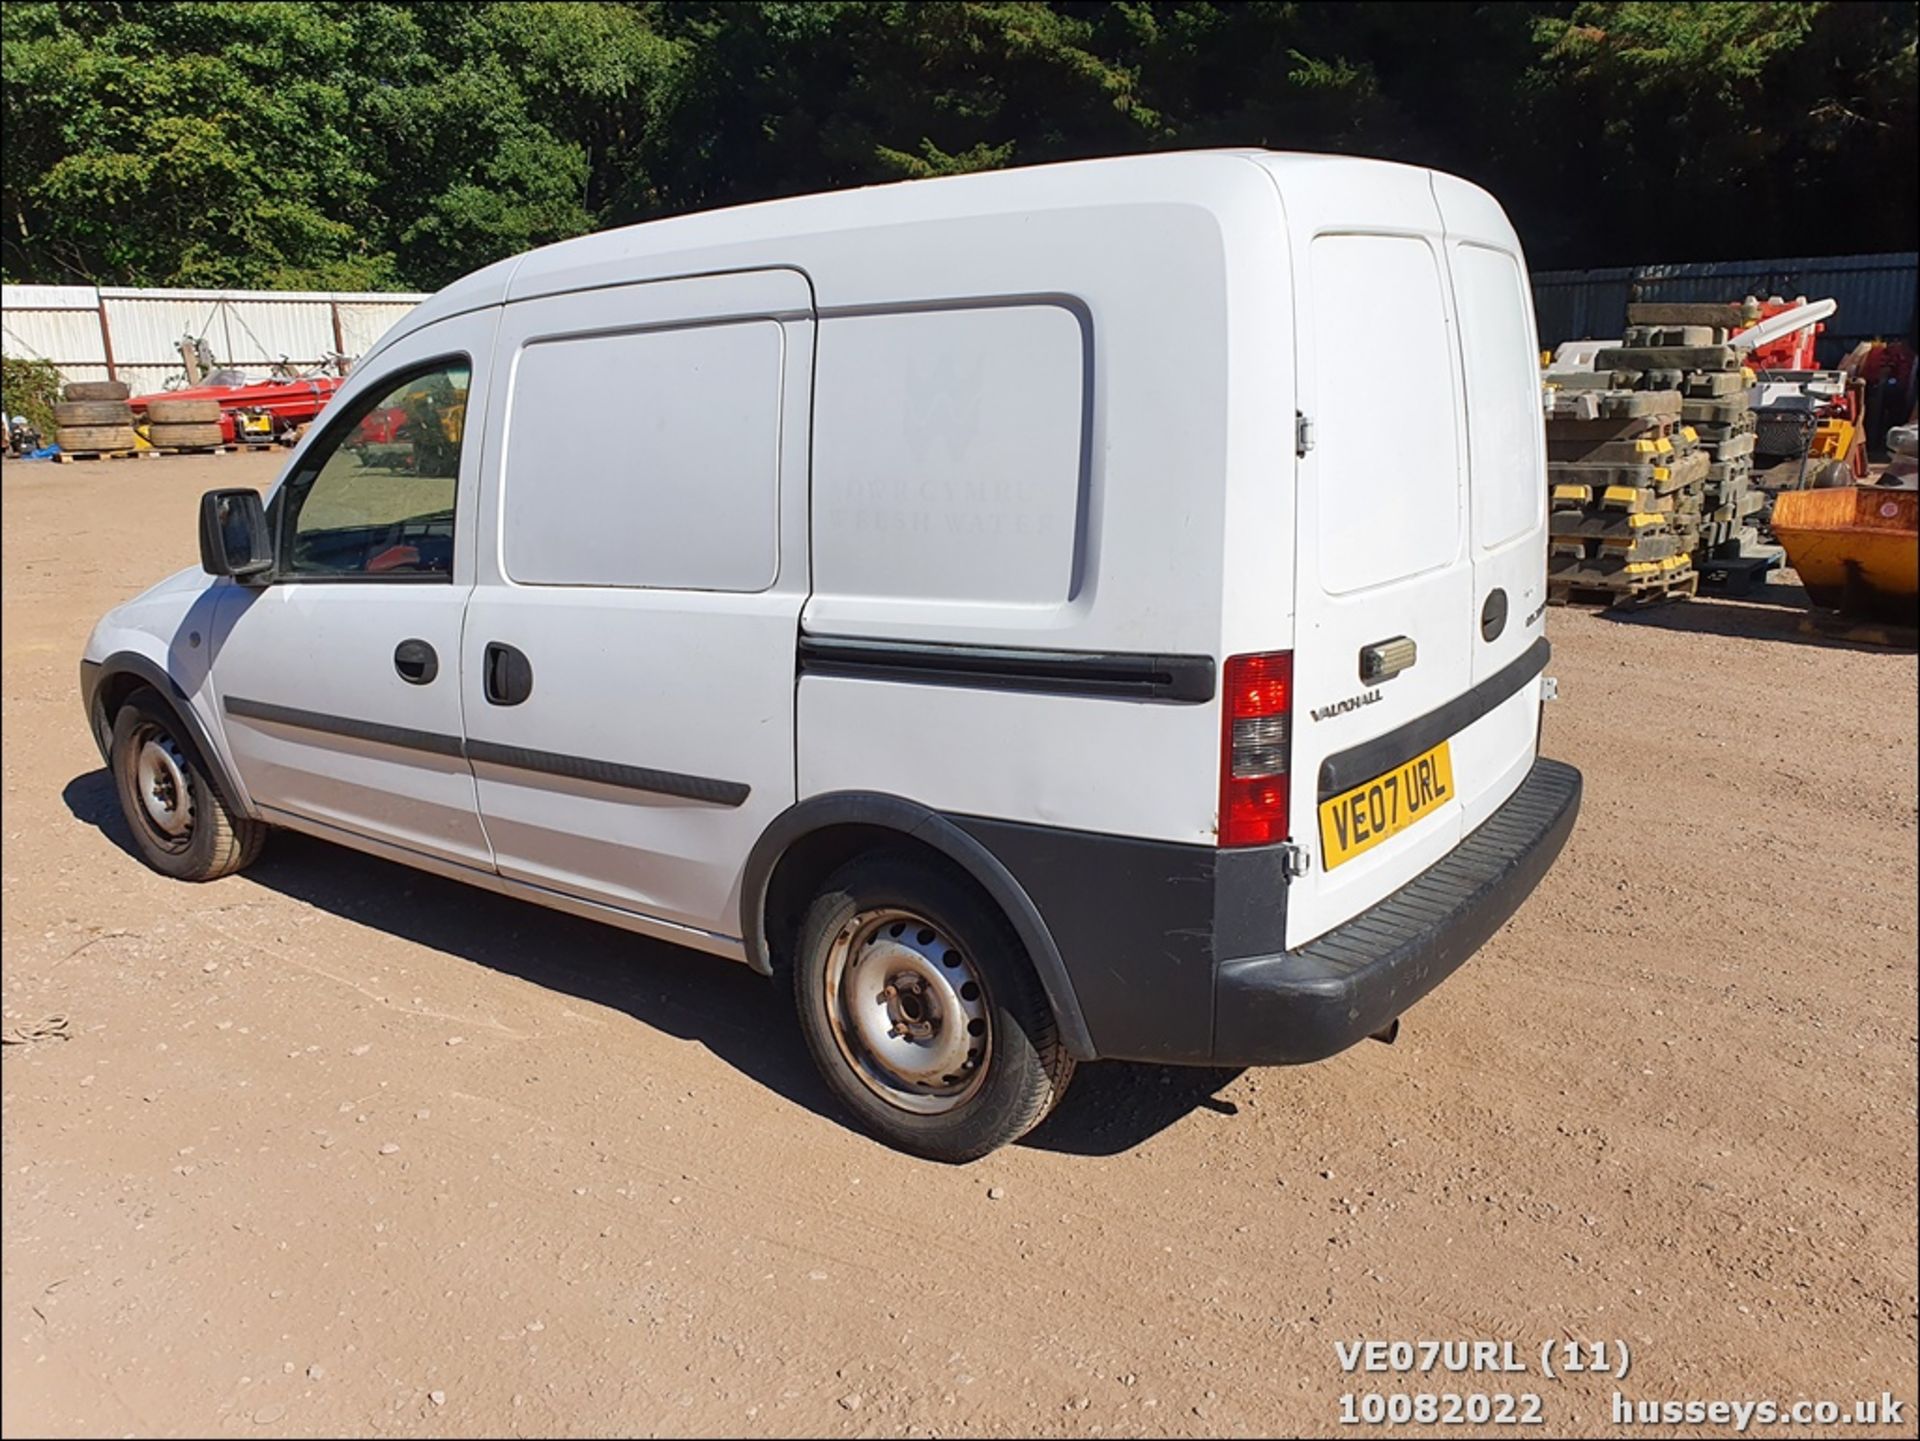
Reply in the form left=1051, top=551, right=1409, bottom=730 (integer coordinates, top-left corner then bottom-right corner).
left=792, top=855, right=1073, bottom=1162
left=108, top=689, right=265, bottom=881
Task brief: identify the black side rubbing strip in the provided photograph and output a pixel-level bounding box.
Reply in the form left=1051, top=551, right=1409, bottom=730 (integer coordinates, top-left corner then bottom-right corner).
left=464, top=740, right=750, bottom=807
left=221, top=696, right=749, bottom=806
left=798, top=635, right=1215, bottom=703
left=224, top=695, right=464, bottom=757
left=1317, top=637, right=1551, bottom=799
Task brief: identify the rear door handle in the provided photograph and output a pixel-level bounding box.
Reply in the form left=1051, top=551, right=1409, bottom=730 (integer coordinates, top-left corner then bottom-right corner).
left=393, top=638, right=438, bottom=685
left=484, top=642, right=533, bottom=706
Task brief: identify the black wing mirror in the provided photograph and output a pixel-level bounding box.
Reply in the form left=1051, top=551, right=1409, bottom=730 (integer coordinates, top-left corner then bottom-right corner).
left=198, top=489, right=272, bottom=580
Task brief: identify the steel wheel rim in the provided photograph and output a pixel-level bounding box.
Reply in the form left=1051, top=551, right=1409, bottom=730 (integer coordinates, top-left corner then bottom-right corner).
left=129, top=725, right=195, bottom=850
left=822, top=907, right=992, bottom=1115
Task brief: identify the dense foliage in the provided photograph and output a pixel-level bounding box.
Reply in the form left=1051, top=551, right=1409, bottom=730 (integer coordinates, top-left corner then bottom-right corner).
left=3, top=1, right=1914, bottom=291
left=1, top=354, right=62, bottom=434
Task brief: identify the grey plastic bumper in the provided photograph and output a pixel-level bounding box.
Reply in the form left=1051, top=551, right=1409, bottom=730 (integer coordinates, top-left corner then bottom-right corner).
left=1212, top=757, right=1582, bottom=1066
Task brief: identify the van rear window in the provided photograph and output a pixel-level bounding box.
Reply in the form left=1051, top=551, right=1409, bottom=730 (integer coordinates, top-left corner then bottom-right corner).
left=1309, top=234, right=1462, bottom=594
left=1452, top=244, right=1546, bottom=551
left=811, top=304, right=1087, bottom=608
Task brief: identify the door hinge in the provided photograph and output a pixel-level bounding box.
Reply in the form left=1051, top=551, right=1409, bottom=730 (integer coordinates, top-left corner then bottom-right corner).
left=1295, top=411, right=1315, bottom=459
left=1278, top=841, right=1311, bottom=879
left=1541, top=675, right=1560, bottom=703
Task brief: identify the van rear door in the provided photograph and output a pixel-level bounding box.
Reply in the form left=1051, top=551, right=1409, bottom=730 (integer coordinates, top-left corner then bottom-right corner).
left=1433, top=174, right=1552, bottom=836
left=1277, top=164, right=1475, bottom=948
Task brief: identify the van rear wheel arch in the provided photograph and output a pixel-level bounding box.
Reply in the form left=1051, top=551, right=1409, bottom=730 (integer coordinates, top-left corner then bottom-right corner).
left=741, top=793, right=1097, bottom=1061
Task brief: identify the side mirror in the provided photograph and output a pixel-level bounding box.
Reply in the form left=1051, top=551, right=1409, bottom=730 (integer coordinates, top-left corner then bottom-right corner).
left=198, top=489, right=272, bottom=580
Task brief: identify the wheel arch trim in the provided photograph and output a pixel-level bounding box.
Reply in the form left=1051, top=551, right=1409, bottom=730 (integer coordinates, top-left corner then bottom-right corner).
left=739, top=791, right=1097, bottom=1061
left=84, top=652, right=252, bottom=819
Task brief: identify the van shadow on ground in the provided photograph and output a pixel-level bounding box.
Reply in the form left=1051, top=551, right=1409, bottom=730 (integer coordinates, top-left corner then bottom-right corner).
left=62, top=768, right=1243, bottom=1160
left=1596, top=579, right=1919, bottom=653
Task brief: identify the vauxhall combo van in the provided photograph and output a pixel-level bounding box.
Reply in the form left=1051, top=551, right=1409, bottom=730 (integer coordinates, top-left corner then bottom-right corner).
left=81, top=152, right=1582, bottom=1161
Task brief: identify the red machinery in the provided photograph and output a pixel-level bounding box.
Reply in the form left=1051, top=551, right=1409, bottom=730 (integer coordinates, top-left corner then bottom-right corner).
left=1742, top=296, right=1822, bottom=369
left=128, top=372, right=347, bottom=447
left=1738, top=296, right=1870, bottom=485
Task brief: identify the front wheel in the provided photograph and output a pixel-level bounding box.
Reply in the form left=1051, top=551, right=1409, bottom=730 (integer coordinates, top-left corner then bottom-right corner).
left=109, top=689, right=265, bottom=881
left=792, top=856, right=1074, bottom=1162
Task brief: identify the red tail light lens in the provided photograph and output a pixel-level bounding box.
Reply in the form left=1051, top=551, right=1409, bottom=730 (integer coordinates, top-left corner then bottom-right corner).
left=1220, top=651, right=1292, bottom=847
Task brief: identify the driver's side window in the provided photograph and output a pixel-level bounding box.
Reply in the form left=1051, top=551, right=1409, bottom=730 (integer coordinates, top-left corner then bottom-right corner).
left=277, top=358, right=471, bottom=579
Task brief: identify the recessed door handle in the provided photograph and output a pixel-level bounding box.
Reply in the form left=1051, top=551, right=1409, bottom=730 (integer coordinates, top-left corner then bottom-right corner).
left=393, top=638, right=438, bottom=685
left=484, top=642, right=533, bottom=706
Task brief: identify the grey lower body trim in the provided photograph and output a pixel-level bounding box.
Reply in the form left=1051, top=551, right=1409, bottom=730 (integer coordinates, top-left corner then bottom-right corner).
left=949, top=815, right=1295, bottom=1064
left=1214, top=757, right=1581, bottom=1065
left=225, top=694, right=464, bottom=757
left=221, top=695, right=748, bottom=806
left=465, top=739, right=749, bottom=807
left=952, top=756, right=1580, bottom=1066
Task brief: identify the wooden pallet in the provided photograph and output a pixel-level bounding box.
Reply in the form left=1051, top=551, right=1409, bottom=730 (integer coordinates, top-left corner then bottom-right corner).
left=1549, top=571, right=1699, bottom=609
left=152, top=444, right=242, bottom=456
left=53, top=449, right=158, bottom=464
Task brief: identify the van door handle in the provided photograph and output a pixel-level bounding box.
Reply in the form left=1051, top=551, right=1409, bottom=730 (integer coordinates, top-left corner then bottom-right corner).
left=1359, top=636, right=1417, bottom=683
left=393, top=638, right=438, bottom=685
left=483, top=642, right=533, bottom=706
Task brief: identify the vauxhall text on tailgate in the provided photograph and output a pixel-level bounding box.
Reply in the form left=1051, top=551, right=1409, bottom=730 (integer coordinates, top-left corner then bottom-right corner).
left=76, top=150, right=1580, bottom=1163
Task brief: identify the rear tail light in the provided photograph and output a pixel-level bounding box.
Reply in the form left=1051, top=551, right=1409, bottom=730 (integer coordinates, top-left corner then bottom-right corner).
left=1219, top=650, right=1292, bottom=848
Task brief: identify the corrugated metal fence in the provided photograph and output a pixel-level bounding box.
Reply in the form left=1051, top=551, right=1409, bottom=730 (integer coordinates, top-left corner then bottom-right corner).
left=1, top=284, right=426, bottom=396
left=1532, top=252, right=1918, bottom=358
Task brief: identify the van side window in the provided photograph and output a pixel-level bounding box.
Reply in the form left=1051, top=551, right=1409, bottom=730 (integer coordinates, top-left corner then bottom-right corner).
left=278, top=360, right=470, bottom=579
left=501, top=321, right=784, bottom=592
left=812, top=304, right=1087, bottom=607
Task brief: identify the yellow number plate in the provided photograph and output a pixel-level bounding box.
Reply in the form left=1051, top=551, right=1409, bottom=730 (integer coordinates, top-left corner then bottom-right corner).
left=1318, top=741, right=1455, bottom=870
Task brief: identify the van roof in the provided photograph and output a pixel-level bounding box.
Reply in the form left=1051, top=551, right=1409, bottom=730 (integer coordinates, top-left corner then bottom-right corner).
left=384, top=149, right=1466, bottom=349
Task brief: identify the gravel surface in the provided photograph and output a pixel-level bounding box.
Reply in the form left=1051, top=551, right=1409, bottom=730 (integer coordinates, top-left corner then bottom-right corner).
left=3, top=450, right=1915, bottom=1437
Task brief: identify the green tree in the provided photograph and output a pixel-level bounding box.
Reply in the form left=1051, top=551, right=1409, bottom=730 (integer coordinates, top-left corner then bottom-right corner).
left=3, top=2, right=1915, bottom=290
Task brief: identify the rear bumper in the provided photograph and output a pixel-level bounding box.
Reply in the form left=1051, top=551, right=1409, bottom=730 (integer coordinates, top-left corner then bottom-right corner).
left=1212, top=756, right=1582, bottom=1066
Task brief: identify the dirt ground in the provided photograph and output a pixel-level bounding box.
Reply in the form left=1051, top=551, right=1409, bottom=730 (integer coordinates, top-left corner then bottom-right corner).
left=2, top=449, right=1915, bottom=1439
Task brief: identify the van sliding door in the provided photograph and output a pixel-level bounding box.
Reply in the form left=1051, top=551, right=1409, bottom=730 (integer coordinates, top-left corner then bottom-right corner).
left=459, top=269, right=814, bottom=951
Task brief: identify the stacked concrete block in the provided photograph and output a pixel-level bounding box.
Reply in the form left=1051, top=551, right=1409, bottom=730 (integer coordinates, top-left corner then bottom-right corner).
left=1624, top=304, right=1771, bottom=568
left=1543, top=382, right=1702, bottom=605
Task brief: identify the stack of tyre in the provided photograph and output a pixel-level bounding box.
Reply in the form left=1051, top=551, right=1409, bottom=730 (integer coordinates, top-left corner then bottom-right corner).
left=141, top=396, right=224, bottom=451
left=53, top=380, right=138, bottom=455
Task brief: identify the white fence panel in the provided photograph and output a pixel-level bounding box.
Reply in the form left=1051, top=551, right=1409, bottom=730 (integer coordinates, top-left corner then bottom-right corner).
left=1, top=288, right=106, bottom=378
left=2, top=284, right=426, bottom=394
left=336, top=301, right=425, bottom=358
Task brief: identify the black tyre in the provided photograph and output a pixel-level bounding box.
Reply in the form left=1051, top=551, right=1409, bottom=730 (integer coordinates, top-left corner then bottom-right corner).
left=53, top=399, right=135, bottom=427
left=792, top=855, right=1074, bottom=1162
left=56, top=424, right=139, bottom=453
left=62, top=380, right=130, bottom=402
left=145, top=397, right=222, bottom=425
left=147, top=420, right=225, bottom=449
left=109, top=689, right=265, bottom=881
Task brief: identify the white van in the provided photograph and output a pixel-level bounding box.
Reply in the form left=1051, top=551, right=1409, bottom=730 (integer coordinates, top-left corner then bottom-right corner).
left=80, top=152, right=1581, bottom=1160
